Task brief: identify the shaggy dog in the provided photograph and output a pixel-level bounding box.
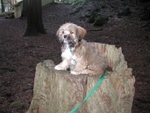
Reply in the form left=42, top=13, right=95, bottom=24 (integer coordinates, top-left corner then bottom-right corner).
left=54, top=23, right=108, bottom=75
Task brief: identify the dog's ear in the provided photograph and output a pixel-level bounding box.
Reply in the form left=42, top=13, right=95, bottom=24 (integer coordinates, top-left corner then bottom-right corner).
left=56, top=28, right=60, bottom=38
left=56, top=29, right=63, bottom=42
left=77, top=26, right=86, bottom=41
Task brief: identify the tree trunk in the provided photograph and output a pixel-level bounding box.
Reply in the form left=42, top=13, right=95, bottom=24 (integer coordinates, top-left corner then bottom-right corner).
left=26, top=43, right=135, bottom=113
left=1, top=0, right=5, bottom=12
left=24, top=0, right=46, bottom=36
left=21, top=0, right=28, bottom=17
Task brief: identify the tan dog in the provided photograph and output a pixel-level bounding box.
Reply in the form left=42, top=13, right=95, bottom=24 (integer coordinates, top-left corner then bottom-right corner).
left=55, top=23, right=108, bottom=75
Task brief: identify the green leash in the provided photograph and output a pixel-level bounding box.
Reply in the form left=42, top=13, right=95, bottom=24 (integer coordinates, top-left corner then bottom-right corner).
left=69, top=71, right=106, bottom=113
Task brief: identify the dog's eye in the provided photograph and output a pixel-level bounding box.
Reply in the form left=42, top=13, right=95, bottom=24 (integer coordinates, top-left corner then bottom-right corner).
left=70, top=31, right=74, bottom=34
left=62, top=31, right=64, bottom=34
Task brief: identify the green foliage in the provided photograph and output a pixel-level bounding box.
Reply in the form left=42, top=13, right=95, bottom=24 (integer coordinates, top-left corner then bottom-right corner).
left=54, top=0, right=85, bottom=4
left=87, top=12, right=97, bottom=23
left=71, top=5, right=82, bottom=14
left=10, top=101, right=24, bottom=109
left=54, top=0, right=85, bottom=14
left=70, top=0, right=85, bottom=14
left=71, top=0, right=85, bottom=6
left=93, top=15, right=108, bottom=26
left=87, top=12, right=109, bottom=26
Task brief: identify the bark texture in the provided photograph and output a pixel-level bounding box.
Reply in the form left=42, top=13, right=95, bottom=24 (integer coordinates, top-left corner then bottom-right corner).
left=26, top=43, right=135, bottom=113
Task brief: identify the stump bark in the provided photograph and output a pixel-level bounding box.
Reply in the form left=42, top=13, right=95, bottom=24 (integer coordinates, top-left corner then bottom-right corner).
left=26, top=43, right=135, bottom=113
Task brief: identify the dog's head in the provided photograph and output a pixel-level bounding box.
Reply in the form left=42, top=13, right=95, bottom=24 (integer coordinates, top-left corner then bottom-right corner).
left=56, top=23, right=86, bottom=48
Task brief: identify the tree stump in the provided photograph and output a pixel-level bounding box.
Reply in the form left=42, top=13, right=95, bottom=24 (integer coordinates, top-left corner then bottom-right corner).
left=26, top=43, right=135, bottom=113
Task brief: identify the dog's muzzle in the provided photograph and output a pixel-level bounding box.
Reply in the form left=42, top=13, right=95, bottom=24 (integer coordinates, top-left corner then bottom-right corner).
left=63, top=35, right=76, bottom=48
left=68, top=41, right=75, bottom=48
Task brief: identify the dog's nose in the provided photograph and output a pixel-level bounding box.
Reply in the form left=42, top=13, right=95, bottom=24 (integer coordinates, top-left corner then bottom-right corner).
left=64, top=35, right=68, bottom=39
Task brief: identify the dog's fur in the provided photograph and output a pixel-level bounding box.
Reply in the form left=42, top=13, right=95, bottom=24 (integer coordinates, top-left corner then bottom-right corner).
left=55, top=23, right=108, bottom=75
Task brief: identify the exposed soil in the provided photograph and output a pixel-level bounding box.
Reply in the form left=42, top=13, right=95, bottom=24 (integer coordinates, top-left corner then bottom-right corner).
left=0, top=2, right=150, bottom=113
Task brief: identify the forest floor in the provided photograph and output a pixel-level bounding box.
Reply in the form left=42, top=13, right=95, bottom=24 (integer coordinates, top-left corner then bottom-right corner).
left=0, top=2, right=150, bottom=113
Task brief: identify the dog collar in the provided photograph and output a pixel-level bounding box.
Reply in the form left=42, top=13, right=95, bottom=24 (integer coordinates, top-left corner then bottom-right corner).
left=69, top=48, right=77, bottom=65
left=69, top=48, right=74, bottom=53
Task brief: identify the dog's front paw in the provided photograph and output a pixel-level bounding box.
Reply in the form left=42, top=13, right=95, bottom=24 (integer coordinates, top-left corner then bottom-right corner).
left=71, top=71, right=80, bottom=75
left=54, top=65, right=66, bottom=70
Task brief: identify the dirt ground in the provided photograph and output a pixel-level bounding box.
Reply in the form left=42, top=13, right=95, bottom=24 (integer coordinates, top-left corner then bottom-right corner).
left=0, top=3, right=150, bottom=113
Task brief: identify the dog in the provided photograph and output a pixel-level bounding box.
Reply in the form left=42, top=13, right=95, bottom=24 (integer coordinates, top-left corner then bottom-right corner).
left=54, top=23, right=108, bottom=75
